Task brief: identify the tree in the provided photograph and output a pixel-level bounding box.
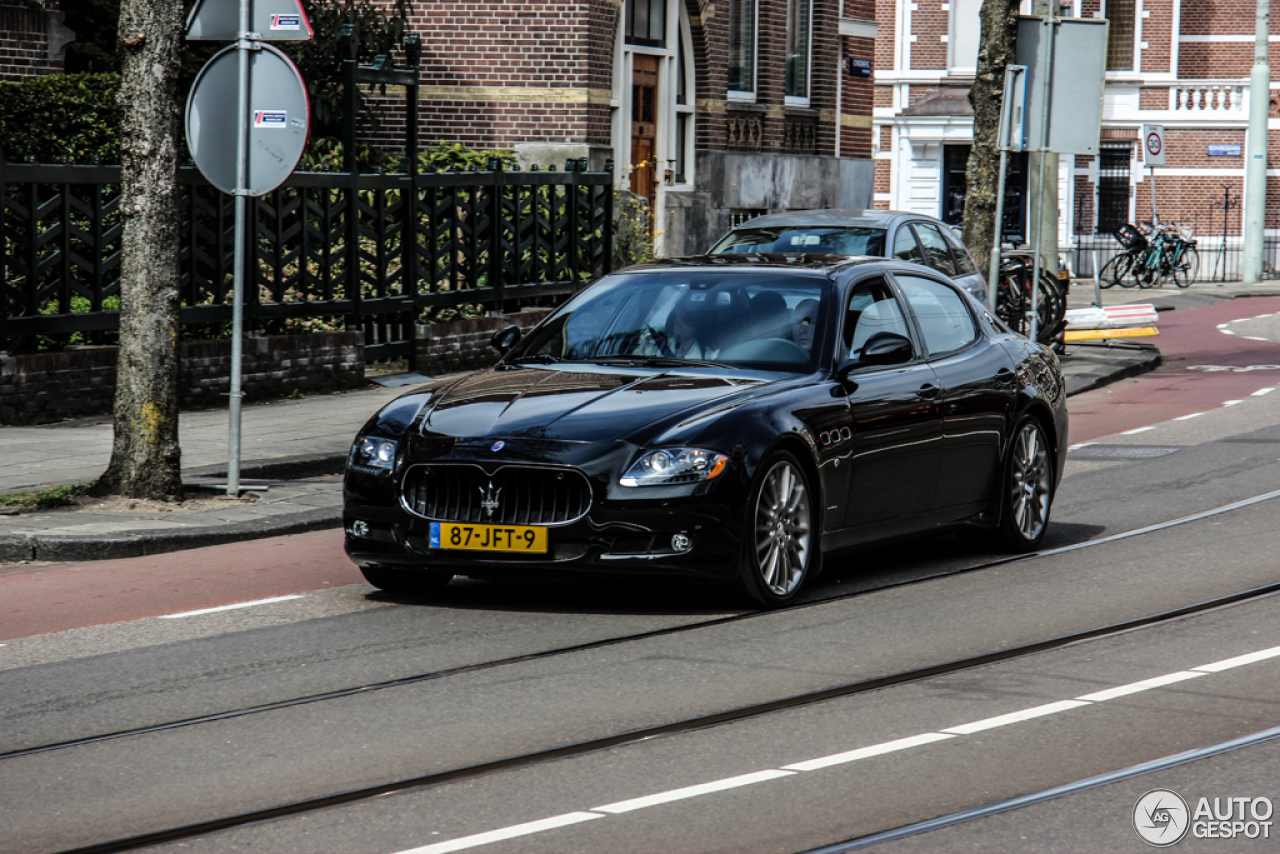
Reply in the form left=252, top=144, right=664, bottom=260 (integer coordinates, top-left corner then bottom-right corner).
left=93, top=0, right=185, bottom=500
left=961, top=0, right=1022, bottom=273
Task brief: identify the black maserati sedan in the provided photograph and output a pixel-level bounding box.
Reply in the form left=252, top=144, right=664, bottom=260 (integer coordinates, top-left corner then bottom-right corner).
left=343, top=255, right=1067, bottom=607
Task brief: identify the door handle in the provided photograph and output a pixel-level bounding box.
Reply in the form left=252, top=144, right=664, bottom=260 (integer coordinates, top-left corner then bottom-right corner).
left=916, top=383, right=941, bottom=400
left=996, top=367, right=1017, bottom=385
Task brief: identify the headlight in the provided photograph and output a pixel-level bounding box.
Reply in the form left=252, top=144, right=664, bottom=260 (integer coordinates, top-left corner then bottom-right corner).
left=351, top=436, right=399, bottom=473
left=620, top=448, right=728, bottom=487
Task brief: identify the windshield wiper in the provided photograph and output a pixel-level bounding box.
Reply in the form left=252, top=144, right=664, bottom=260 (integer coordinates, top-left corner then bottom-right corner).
left=506, top=354, right=564, bottom=365
left=588, top=355, right=727, bottom=369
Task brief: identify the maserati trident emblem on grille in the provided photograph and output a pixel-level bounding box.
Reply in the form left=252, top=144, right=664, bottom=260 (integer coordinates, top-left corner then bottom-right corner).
left=478, top=481, right=502, bottom=519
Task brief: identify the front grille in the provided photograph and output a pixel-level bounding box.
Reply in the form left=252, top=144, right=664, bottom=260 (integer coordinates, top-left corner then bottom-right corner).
left=401, top=464, right=593, bottom=526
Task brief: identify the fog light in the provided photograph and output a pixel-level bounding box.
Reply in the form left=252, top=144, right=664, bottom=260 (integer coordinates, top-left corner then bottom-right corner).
left=671, top=533, right=692, bottom=553
left=349, top=520, right=370, bottom=539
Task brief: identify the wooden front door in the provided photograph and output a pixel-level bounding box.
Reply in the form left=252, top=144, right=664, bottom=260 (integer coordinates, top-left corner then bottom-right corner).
left=630, top=54, right=659, bottom=207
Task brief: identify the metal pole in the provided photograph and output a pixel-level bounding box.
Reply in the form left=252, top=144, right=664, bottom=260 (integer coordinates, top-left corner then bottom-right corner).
left=1243, top=0, right=1270, bottom=284
left=1029, top=14, right=1057, bottom=345
left=988, top=148, right=1009, bottom=312
left=1150, top=165, right=1160, bottom=228
left=228, top=0, right=252, bottom=496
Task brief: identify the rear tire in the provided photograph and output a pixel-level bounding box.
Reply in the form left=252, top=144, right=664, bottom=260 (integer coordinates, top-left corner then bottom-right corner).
left=360, top=564, right=454, bottom=596
left=999, top=418, right=1054, bottom=551
left=737, top=452, right=819, bottom=608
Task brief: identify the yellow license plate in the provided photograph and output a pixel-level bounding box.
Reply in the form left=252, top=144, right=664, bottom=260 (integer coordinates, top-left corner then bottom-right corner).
left=430, top=522, right=548, bottom=553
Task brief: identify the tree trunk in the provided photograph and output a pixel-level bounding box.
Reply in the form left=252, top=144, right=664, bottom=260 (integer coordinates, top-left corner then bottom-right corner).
left=95, top=0, right=185, bottom=500
left=961, top=0, right=1022, bottom=270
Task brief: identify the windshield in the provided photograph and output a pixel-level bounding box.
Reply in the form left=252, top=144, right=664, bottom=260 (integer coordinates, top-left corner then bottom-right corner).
left=710, top=226, right=887, bottom=257
left=510, top=271, right=829, bottom=371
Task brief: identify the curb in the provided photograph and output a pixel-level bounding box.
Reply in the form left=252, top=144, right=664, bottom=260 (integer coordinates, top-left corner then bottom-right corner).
left=1063, top=347, right=1162, bottom=397
left=0, top=506, right=341, bottom=564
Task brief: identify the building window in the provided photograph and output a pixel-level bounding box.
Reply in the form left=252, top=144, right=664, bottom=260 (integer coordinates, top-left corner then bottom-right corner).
left=626, top=0, right=667, bottom=48
left=728, top=0, right=758, bottom=97
left=1105, top=0, right=1135, bottom=71
left=1096, top=142, right=1132, bottom=234
left=674, top=22, right=694, bottom=184
left=949, top=0, right=982, bottom=74
left=784, top=0, right=812, bottom=103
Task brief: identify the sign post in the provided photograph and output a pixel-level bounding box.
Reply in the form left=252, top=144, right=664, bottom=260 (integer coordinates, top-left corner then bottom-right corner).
left=185, top=0, right=311, bottom=495
left=1143, top=123, right=1166, bottom=227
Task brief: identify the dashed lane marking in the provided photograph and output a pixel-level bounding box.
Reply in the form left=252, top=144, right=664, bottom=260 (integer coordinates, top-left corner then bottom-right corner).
left=390, top=644, right=1280, bottom=854
left=158, top=595, right=303, bottom=619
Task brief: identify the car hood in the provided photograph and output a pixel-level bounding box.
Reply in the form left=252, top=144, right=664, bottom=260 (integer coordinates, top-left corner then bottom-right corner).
left=420, top=365, right=771, bottom=443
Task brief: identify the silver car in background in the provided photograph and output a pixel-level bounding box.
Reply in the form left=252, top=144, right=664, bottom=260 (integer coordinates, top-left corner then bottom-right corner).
left=708, top=209, right=988, bottom=304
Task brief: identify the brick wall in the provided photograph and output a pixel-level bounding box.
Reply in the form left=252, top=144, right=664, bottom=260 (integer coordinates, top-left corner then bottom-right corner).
left=0, top=1, right=65, bottom=81
left=413, top=308, right=553, bottom=376
left=0, top=333, right=365, bottom=426
left=362, top=1, right=618, bottom=151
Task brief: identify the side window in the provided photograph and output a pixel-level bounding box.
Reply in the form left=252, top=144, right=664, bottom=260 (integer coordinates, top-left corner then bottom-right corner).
left=941, top=226, right=978, bottom=276
left=892, top=227, right=924, bottom=264
left=844, top=278, right=913, bottom=360
left=912, top=223, right=959, bottom=276
left=895, top=274, right=978, bottom=358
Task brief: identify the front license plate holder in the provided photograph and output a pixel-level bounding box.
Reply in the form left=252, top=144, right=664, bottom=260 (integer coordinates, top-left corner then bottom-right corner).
left=429, top=522, right=548, bottom=553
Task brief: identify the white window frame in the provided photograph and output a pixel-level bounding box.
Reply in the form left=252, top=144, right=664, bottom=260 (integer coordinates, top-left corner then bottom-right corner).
left=728, top=0, right=760, bottom=103
left=784, top=0, right=813, bottom=107
left=947, top=0, right=983, bottom=76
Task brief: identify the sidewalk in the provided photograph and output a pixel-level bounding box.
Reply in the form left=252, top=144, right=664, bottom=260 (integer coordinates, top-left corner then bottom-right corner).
left=4, top=278, right=1272, bottom=566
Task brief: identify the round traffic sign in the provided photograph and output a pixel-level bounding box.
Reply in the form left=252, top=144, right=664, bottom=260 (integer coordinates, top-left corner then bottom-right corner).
left=186, top=43, right=310, bottom=196
left=1146, top=131, right=1162, bottom=158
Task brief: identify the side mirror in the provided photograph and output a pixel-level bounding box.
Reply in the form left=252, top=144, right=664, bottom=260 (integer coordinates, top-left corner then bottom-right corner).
left=490, top=324, right=522, bottom=355
left=840, top=332, right=913, bottom=377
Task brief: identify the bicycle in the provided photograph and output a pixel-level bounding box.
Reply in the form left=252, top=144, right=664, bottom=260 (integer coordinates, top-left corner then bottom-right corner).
left=1097, top=222, right=1147, bottom=289
left=1104, top=222, right=1200, bottom=289
left=995, top=250, right=1068, bottom=347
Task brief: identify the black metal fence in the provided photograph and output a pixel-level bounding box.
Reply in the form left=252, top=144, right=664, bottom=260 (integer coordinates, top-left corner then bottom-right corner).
left=2, top=161, right=614, bottom=358
left=1071, top=234, right=1280, bottom=285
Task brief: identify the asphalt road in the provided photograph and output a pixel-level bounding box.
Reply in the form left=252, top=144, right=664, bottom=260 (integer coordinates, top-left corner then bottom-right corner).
left=2, top=296, right=1279, bottom=854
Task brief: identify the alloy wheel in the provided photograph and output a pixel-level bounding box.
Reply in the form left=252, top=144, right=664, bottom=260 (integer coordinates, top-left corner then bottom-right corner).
left=753, top=459, right=813, bottom=597
left=1009, top=422, right=1052, bottom=543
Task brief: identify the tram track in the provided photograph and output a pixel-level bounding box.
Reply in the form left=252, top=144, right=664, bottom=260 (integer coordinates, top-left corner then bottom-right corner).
left=6, top=485, right=1280, bottom=766
left=32, top=485, right=1280, bottom=854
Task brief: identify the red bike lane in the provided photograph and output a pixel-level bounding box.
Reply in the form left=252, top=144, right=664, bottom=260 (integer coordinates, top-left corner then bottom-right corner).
left=1068, top=296, right=1280, bottom=444
left=0, top=530, right=362, bottom=642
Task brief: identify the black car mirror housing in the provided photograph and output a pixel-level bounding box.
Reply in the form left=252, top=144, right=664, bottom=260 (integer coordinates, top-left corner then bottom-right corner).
left=490, top=324, right=522, bottom=355
left=839, top=331, right=913, bottom=379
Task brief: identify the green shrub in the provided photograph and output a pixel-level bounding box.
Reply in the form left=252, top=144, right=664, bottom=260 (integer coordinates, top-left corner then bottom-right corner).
left=0, top=73, right=121, bottom=163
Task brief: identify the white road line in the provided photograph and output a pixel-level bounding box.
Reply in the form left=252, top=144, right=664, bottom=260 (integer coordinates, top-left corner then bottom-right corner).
left=1174, top=412, right=1206, bottom=421
left=1193, top=645, right=1280, bottom=673
left=389, top=645, right=1280, bottom=854
left=158, top=595, right=303, bottom=619
left=1068, top=442, right=1097, bottom=451
left=782, top=733, right=955, bottom=772
left=395, top=813, right=604, bottom=854
left=1246, top=337, right=1270, bottom=342
left=1218, top=323, right=1231, bottom=329
left=1223, top=330, right=1237, bottom=335
left=940, top=700, right=1092, bottom=735
left=1122, top=426, right=1157, bottom=435
left=591, top=770, right=795, bottom=814
left=1252, top=388, right=1276, bottom=396
left=1075, top=671, right=1205, bottom=702
left=1222, top=400, right=1244, bottom=407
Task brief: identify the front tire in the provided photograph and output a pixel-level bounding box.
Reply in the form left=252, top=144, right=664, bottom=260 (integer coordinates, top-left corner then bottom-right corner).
left=360, top=564, right=454, bottom=596
left=737, top=452, right=818, bottom=608
left=999, top=418, right=1054, bottom=551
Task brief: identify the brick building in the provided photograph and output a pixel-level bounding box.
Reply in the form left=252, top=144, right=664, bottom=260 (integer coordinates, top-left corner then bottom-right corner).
left=874, top=0, right=1278, bottom=272
left=367, top=0, right=879, bottom=256
left=0, top=0, right=73, bottom=81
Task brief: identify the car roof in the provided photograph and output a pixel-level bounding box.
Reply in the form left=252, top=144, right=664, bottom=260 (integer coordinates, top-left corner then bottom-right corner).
left=726, top=209, right=935, bottom=229
left=622, top=253, right=887, bottom=275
